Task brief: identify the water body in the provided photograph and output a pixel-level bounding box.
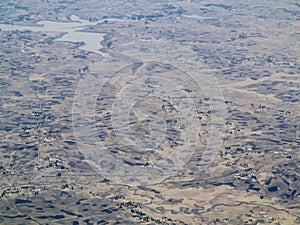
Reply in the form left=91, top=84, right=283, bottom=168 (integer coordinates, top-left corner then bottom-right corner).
left=0, top=15, right=106, bottom=54
left=0, top=14, right=211, bottom=54
left=182, top=14, right=212, bottom=20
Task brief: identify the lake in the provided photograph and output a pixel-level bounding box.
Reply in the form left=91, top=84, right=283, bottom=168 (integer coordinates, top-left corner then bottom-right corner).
left=0, top=15, right=106, bottom=54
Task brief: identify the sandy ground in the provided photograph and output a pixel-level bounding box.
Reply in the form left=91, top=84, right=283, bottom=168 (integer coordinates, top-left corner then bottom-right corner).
left=0, top=0, right=299, bottom=224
